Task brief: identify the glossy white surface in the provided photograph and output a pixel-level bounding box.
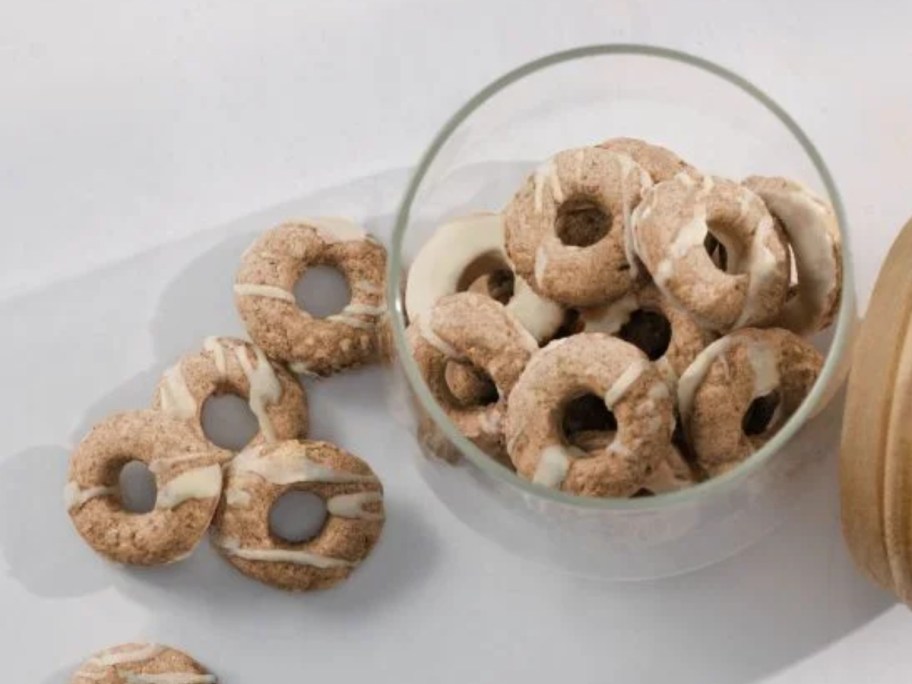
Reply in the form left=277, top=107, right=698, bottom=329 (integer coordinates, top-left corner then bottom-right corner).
left=1, top=1, right=911, bottom=682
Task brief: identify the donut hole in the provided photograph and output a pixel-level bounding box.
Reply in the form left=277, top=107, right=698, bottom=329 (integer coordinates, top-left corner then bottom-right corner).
left=201, top=394, right=258, bottom=450
left=561, top=393, right=617, bottom=450
left=457, top=252, right=515, bottom=305
left=704, top=222, right=746, bottom=274
left=444, top=360, right=498, bottom=407
left=269, top=491, right=327, bottom=543
left=742, top=391, right=782, bottom=436
left=118, top=461, right=157, bottom=514
left=555, top=197, right=611, bottom=247
left=294, top=265, right=352, bottom=317
left=617, top=309, right=672, bottom=361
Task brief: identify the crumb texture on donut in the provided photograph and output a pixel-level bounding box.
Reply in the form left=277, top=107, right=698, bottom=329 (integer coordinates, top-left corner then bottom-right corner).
left=71, top=643, right=216, bottom=684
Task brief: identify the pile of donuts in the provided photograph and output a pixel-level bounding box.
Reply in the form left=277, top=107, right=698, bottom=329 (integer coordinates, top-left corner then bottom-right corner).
left=65, top=219, right=389, bottom=591
left=405, top=138, right=842, bottom=498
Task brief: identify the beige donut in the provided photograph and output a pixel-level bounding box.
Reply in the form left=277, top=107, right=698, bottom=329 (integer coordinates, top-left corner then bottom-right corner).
left=744, top=176, right=843, bottom=335
left=504, top=147, right=652, bottom=307
left=631, top=174, right=790, bottom=331
left=405, top=213, right=564, bottom=342
left=579, top=283, right=715, bottom=388
left=598, top=137, right=698, bottom=183
left=505, top=334, right=674, bottom=497
left=66, top=410, right=230, bottom=565
left=71, top=643, right=215, bottom=684
left=407, top=292, right=537, bottom=463
left=151, top=337, right=308, bottom=450
left=212, top=440, right=384, bottom=592
left=235, top=218, right=387, bottom=377
left=678, top=327, right=823, bottom=476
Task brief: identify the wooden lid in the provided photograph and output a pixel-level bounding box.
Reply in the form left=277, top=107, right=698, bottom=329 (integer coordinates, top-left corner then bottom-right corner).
left=840, top=217, right=912, bottom=604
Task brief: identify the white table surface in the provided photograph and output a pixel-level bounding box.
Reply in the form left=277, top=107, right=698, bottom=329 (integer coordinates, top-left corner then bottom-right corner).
left=3, top=1, right=912, bottom=682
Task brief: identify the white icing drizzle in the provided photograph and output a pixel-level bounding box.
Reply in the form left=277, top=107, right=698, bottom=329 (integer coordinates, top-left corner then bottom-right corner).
left=733, top=214, right=778, bottom=328
left=344, top=302, right=386, bottom=316
left=149, top=451, right=221, bottom=474
left=533, top=444, right=572, bottom=488
left=304, top=217, right=366, bottom=243
left=86, top=644, right=165, bottom=668
left=225, top=487, right=252, bottom=508
left=326, top=491, right=383, bottom=520
left=418, top=315, right=461, bottom=359
left=507, top=278, right=564, bottom=343
left=156, top=464, right=222, bottom=509
left=289, top=361, right=317, bottom=376
left=235, top=345, right=282, bottom=442
left=648, top=380, right=671, bottom=401
left=233, top=283, right=296, bottom=303
left=603, top=359, right=650, bottom=408
left=159, top=362, right=196, bottom=421
left=533, top=244, right=549, bottom=287
left=232, top=445, right=377, bottom=485
left=677, top=336, right=733, bottom=421
left=217, top=536, right=352, bottom=569
left=203, top=336, right=227, bottom=377
left=476, top=409, right=502, bottom=435
left=752, top=182, right=839, bottom=334
left=581, top=292, right=639, bottom=334
left=124, top=674, right=216, bottom=684
left=327, top=313, right=374, bottom=330
left=64, top=481, right=118, bottom=511
left=532, top=158, right=563, bottom=213
left=353, top=280, right=384, bottom=295
left=747, top=341, right=780, bottom=399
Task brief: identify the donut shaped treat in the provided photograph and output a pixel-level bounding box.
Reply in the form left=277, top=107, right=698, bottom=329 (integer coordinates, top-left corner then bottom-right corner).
left=212, top=440, right=384, bottom=591
left=598, top=137, right=698, bottom=183
left=235, top=218, right=387, bottom=377
left=66, top=410, right=229, bottom=565
left=631, top=174, right=790, bottom=331
left=505, top=334, right=675, bottom=497
left=407, top=292, right=538, bottom=464
left=71, top=643, right=215, bottom=684
left=677, top=327, right=823, bottom=476
left=152, top=337, right=308, bottom=450
left=744, top=175, right=843, bottom=335
left=580, top=283, right=715, bottom=388
left=405, top=212, right=564, bottom=343
left=504, top=147, right=652, bottom=307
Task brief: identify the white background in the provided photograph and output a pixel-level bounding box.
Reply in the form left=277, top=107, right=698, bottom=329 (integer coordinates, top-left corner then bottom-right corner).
left=2, top=1, right=912, bottom=682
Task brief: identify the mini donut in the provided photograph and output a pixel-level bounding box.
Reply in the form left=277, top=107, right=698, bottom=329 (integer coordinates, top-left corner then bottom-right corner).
left=631, top=174, right=791, bottom=331
left=151, top=337, right=308, bottom=450
left=407, top=291, right=538, bottom=463
left=505, top=334, right=675, bottom=497
left=405, top=212, right=564, bottom=342
left=597, top=137, right=698, bottom=183
left=744, top=175, right=843, bottom=335
left=211, top=440, right=384, bottom=592
left=504, top=146, right=652, bottom=307
left=71, top=643, right=215, bottom=684
left=677, top=327, right=824, bottom=476
left=66, top=410, right=230, bottom=565
left=235, top=218, right=387, bottom=377
left=579, top=283, right=716, bottom=388
left=571, top=430, right=697, bottom=496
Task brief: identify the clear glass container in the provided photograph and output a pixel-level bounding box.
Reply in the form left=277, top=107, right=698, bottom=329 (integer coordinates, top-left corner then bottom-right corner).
left=388, top=45, right=856, bottom=579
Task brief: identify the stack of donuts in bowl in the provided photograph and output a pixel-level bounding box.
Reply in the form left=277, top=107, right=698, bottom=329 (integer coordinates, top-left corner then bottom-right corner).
left=405, top=138, right=842, bottom=498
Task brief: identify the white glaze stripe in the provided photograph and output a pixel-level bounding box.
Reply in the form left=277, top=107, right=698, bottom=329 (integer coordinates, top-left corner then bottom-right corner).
left=203, top=336, right=228, bottom=376
left=327, top=491, right=384, bottom=520
left=124, top=674, right=217, bottom=684
left=218, top=537, right=352, bottom=569
left=418, top=316, right=460, bottom=359
left=747, top=341, right=780, bottom=399
left=86, top=644, right=165, bottom=668
left=532, top=444, right=587, bottom=488
left=353, top=280, right=384, bottom=295
left=733, top=214, right=778, bottom=328
left=233, top=283, right=296, bottom=303
left=64, top=482, right=118, bottom=511
left=677, top=337, right=733, bottom=421
left=328, top=314, right=374, bottom=330
left=235, top=345, right=282, bottom=442
left=159, top=363, right=196, bottom=420
left=156, top=464, right=222, bottom=509
left=603, top=359, right=650, bottom=408
left=149, top=451, right=221, bottom=473
left=232, top=446, right=377, bottom=485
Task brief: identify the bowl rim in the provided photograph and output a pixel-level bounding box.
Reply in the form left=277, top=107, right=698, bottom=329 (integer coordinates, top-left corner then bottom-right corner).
left=388, top=43, right=855, bottom=511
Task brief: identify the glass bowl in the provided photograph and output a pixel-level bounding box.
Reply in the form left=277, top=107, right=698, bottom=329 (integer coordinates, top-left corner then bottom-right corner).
left=388, top=45, right=856, bottom=580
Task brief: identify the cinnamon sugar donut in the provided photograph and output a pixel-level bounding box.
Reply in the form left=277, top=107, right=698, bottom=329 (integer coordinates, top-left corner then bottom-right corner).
left=235, top=218, right=387, bottom=376
left=152, top=337, right=308, bottom=450
left=71, top=643, right=215, bottom=684
left=505, top=334, right=674, bottom=497
left=405, top=213, right=564, bottom=342
left=407, top=292, right=537, bottom=463
left=66, top=410, right=229, bottom=565
left=631, top=174, right=790, bottom=331
left=579, top=283, right=715, bottom=388
left=212, top=440, right=384, bottom=591
left=677, top=327, right=823, bottom=476
left=504, top=147, right=652, bottom=307
left=743, top=176, right=843, bottom=335
left=597, top=137, right=698, bottom=183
